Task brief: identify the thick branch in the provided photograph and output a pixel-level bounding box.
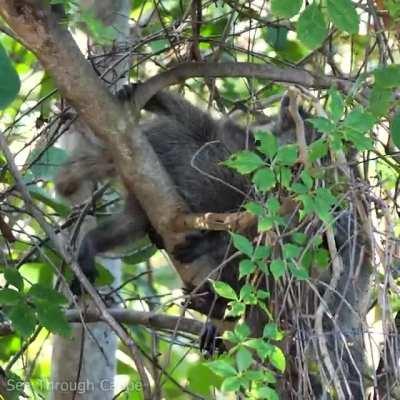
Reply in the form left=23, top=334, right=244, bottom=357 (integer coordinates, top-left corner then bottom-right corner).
left=0, top=0, right=187, bottom=240
left=0, top=309, right=204, bottom=338
left=0, top=0, right=340, bottom=344
left=133, top=62, right=352, bottom=110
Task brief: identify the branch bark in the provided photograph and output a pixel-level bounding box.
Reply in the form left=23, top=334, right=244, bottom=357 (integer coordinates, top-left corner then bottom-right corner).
left=133, top=62, right=351, bottom=111
left=0, top=309, right=204, bottom=338
left=0, top=129, right=152, bottom=398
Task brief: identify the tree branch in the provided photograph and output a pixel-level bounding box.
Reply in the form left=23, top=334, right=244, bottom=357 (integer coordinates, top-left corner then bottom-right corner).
left=0, top=128, right=152, bottom=399
left=0, top=309, right=205, bottom=338
left=133, top=62, right=352, bottom=110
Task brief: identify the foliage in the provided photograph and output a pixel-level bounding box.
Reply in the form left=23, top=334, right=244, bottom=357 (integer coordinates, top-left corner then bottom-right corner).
left=0, top=42, right=20, bottom=109
left=0, top=0, right=399, bottom=399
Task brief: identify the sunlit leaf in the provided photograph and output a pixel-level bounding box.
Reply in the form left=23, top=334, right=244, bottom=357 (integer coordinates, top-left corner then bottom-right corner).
left=225, top=151, right=264, bottom=174
left=231, top=233, right=253, bottom=257
left=36, top=303, right=71, bottom=337
left=4, top=268, right=24, bottom=291
left=269, top=345, right=286, bottom=372
left=236, top=346, right=253, bottom=372
left=271, top=0, right=302, bottom=18
left=8, top=302, right=36, bottom=337
left=0, top=42, right=20, bottom=109
left=327, top=0, right=359, bottom=34
left=212, top=281, right=238, bottom=300
left=297, top=3, right=327, bottom=49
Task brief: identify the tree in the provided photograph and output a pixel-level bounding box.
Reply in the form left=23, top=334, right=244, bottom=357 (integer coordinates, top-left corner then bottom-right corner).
left=0, top=0, right=399, bottom=399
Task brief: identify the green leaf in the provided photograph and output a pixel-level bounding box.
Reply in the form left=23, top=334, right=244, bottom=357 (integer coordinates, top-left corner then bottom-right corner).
left=329, top=88, right=345, bottom=122
left=245, top=338, right=272, bottom=359
left=269, top=345, right=286, bottom=372
left=309, top=139, right=328, bottom=162
left=302, top=250, right=313, bottom=270
left=243, top=370, right=267, bottom=382
left=300, top=170, right=313, bottom=190
left=187, top=364, right=222, bottom=396
left=231, top=233, right=253, bottom=257
left=278, top=167, right=293, bottom=188
left=258, top=216, right=274, bottom=232
left=36, top=303, right=71, bottom=336
left=240, top=284, right=257, bottom=304
left=263, top=323, right=284, bottom=340
left=253, top=245, right=270, bottom=260
left=326, top=0, right=359, bottom=34
left=265, top=26, right=289, bottom=50
left=266, top=197, right=280, bottom=214
left=252, top=168, right=276, bottom=192
left=239, top=259, right=256, bottom=278
left=271, top=0, right=302, bottom=18
left=314, top=248, right=330, bottom=268
left=308, top=117, right=336, bottom=134
left=226, top=301, right=246, bottom=317
left=8, top=302, right=36, bottom=337
left=292, top=182, right=308, bottom=194
left=0, top=42, right=20, bottom=109
left=212, top=281, right=238, bottom=300
left=390, top=111, right=400, bottom=148
left=257, top=289, right=270, bottom=300
left=385, top=0, right=400, bottom=19
left=255, top=132, right=278, bottom=159
left=283, top=243, right=302, bottom=259
left=297, top=3, right=327, bottom=49
left=245, top=201, right=264, bottom=216
left=236, top=346, right=253, bottom=372
left=254, top=386, right=280, bottom=400
left=314, top=188, right=335, bottom=221
left=368, top=86, right=393, bottom=117
left=207, top=360, right=237, bottom=377
left=235, top=323, right=251, bottom=340
left=223, top=330, right=239, bottom=343
left=343, top=129, right=374, bottom=151
left=224, top=151, right=264, bottom=174
left=1, top=371, right=24, bottom=400
left=270, top=259, right=285, bottom=280
left=374, top=65, right=400, bottom=89
left=276, top=145, right=298, bottom=166
left=342, top=108, right=375, bottom=133
left=292, top=232, right=308, bottom=245
left=298, top=194, right=315, bottom=217
left=289, top=263, right=310, bottom=280
left=28, top=284, right=67, bottom=305
left=315, top=187, right=336, bottom=205
left=0, top=288, right=23, bottom=305
left=221, top=376, right=242, bottom=392
left=4, top=268, right=24, bottom=291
